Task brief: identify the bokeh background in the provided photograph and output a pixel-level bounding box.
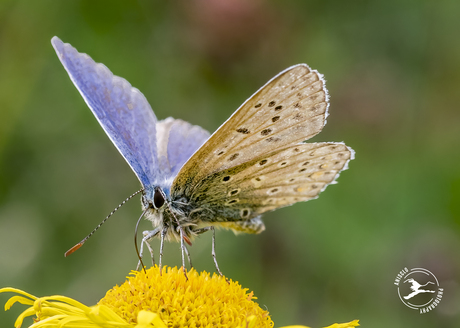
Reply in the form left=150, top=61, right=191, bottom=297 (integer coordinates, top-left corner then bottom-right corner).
left=1, top=0, right=459, bottom=327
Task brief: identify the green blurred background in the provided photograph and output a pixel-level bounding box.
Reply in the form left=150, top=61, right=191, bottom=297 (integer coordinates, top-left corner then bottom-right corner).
left=1, top=0, right=459, bottom=327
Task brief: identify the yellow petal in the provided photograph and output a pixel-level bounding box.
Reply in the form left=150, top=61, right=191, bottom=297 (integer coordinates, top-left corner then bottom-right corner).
left=323, top=320, right=360, bottom=328
left=88, top=304, right=131, bottom=325
left=4, top=296, right=35, bottom=311
left=135, top=310, right=167, bottom=328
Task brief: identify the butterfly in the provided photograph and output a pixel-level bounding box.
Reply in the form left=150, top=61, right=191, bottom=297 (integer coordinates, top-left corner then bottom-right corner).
left=52, top=36, right=354, bottom=274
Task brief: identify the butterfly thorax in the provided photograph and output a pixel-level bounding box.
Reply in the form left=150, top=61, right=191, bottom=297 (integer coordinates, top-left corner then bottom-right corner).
left=141, top=185, right=199, bottom=242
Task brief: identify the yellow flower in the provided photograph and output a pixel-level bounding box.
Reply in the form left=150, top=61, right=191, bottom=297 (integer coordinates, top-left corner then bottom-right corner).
left=1, top=266, right=359, bottom=328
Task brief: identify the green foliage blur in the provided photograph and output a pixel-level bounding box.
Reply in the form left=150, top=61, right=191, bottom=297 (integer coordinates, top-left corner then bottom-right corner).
left=1, top=0, right=459, bottom=327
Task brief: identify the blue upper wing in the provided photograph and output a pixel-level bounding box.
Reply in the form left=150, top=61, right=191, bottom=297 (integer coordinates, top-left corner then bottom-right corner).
left=156, top=118, right=210, bottom=179
left=165, top=119, right=210, bottom=176
left=52, top=37, right=159, bottom=188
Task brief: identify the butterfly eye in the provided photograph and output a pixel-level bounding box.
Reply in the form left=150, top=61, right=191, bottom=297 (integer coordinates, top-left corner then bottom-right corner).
left=153, top=189, right=165, bottom=209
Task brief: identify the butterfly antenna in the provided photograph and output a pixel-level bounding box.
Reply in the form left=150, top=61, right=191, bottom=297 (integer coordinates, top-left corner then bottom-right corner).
left=134, top=208, right=148, bottom=273
left=65, top=188, right=144, bottom=257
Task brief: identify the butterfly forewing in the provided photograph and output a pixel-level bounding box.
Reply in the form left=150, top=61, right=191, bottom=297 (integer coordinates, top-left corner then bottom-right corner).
left=172, top=64, right=330, bottom=199
left=52, top=37, right=159, bottom=187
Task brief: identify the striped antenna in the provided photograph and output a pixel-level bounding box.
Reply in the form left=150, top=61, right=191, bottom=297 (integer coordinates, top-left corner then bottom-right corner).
left=65, top=188, right=144, bottom=257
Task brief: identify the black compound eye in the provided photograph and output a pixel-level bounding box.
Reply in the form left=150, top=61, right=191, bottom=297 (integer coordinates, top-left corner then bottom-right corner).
left=153, top=189, right=165, bottom=209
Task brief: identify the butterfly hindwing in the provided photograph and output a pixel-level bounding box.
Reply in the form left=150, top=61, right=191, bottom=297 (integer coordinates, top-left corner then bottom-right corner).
left=52, top=37, right=159, bottom=187
left=156, top=118, right=210, bottom=178
left=165, top=120, right=211, bottom=177
left=172, top=64, right=330, bottom=200
left=185, top=142, right=353, bottom=223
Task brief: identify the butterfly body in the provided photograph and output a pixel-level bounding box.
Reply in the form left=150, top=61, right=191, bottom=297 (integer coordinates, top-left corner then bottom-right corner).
left=140, top=118, right=266, bottom=243
left=52, top=36, right=354, bottom=268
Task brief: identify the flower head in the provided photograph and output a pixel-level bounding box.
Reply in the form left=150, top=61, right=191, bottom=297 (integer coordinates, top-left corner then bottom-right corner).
left=1, top=266, right=359, bottom=328
left=99, top=266, right=272, bottom=327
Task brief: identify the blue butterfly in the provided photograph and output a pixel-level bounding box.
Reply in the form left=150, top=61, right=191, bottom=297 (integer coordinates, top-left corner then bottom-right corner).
left=52, top=37, right=354, bottom=274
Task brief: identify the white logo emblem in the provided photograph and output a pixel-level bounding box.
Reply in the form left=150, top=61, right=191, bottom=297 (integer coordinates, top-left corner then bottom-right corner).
left=394, top=267, right=443, bottom=314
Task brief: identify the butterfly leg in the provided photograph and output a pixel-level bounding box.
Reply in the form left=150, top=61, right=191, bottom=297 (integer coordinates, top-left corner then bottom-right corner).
left=137, top=228, right=160, bottom=271
left=159, top=226, right=168, bottom=275
left=193, top=226, right=223, bottom=276
left=144, top=236, right=156, bottom=266
left=183, top=243, right=193, bottom=269
left=175, top=225, right=189, bottom=280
